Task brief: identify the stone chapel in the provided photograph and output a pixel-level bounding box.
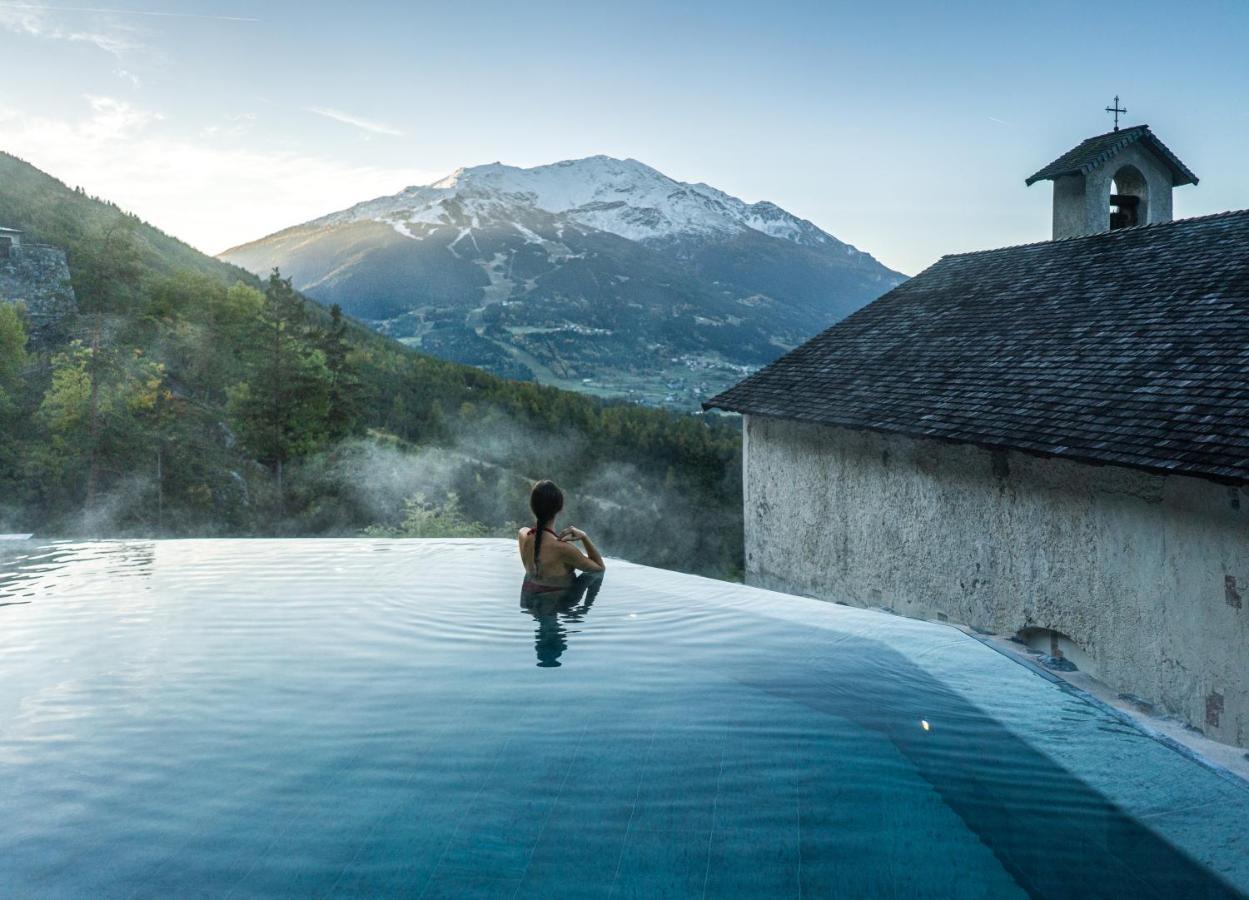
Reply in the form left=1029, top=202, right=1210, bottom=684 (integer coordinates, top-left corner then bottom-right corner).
left=706, top=121, right=1249, bottom=747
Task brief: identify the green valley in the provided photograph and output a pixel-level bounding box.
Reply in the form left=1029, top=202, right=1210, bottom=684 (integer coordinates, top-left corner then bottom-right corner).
left=0, top=153, right=743, bottom=578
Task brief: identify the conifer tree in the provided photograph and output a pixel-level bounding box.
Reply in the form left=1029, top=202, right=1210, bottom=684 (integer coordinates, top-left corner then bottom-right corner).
left=320, top=304, right=364, bottom=441
left=227, top=270, right=332, bottom=514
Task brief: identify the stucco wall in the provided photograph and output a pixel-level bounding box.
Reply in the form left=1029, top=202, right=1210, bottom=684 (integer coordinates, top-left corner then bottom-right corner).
left=1051, top=142, right=1175, bottom=239
left=743, top=414, right=1249, bottom=747
left=1051, top=175, right=1088, bottom=240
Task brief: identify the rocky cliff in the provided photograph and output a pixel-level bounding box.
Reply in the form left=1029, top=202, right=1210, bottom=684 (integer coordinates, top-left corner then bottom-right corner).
left=0, top=236, right=76, bottom=328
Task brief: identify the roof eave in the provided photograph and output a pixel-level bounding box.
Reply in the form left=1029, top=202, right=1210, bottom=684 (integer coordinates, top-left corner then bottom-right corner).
left=701, top=394, right=745, bottom=414
left=1140, top=133, right=1199, bottom=186
left=715, top=409, right=1249, bottom=488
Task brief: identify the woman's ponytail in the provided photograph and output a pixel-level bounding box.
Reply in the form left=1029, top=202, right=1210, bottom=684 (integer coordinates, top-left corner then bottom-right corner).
left=529, top=480, right=565, bottom=574
left=533, top=517, right=546, bottom=569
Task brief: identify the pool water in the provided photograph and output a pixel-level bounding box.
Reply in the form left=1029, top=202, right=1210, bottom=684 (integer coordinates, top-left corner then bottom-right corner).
left=0, top=539, right=1246, bottom=898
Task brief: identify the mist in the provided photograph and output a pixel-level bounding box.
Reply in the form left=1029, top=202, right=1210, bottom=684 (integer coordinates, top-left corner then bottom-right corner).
left=283, top=410, right=743, bottom=578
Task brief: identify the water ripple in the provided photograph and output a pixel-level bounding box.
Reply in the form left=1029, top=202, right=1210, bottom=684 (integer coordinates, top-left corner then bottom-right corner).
left=0, top=539, right=1244, bottom=898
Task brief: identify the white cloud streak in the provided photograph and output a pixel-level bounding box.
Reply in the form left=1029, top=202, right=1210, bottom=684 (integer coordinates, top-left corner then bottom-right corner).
left=0, top=3, right=257, bottom=64
left=305, top=106, right=405, bottom=137
left=0, top=97, right=437, bottom=254
left=0, top=3, right=140, bottom=55
left=0, top=3, right=259, bottom=22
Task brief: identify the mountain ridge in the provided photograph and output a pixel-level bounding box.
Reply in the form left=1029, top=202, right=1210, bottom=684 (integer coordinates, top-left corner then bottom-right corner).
left=267, top=155, right=877, bottom=254
left=221, top=155, right=905, bottom=407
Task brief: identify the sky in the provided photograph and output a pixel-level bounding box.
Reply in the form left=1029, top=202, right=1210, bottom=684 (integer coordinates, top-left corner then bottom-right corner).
left=2, top=0, right=1248, bottom=275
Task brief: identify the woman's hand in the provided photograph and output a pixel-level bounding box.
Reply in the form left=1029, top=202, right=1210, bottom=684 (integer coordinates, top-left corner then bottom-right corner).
left=560, top=525, right=604, bottom=572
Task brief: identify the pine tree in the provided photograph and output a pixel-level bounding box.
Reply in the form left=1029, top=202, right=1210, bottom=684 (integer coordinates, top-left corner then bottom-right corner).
left=227, top=270, right=332, bottom=515
left=320, top=304, right=364, bottom=441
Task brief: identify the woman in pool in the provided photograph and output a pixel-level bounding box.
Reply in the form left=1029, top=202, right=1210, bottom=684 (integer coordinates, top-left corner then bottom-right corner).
left=518, top=480, right=604, bottom=594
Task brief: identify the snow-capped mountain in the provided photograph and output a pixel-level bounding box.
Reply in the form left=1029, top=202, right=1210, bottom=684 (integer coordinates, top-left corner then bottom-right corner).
left=221, top=156, right=905, bottom=406
left=320, top=156, right=861, bottom=251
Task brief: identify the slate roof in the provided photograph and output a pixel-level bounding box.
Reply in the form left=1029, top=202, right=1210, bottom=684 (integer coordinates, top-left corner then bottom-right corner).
left=1025, top=125, right=1198, bottom=187
left=704, top=210, right=1249, bottom=484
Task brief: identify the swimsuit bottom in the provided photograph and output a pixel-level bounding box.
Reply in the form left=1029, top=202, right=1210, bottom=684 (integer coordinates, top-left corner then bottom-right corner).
left=522, top=578, right=571, bottom=595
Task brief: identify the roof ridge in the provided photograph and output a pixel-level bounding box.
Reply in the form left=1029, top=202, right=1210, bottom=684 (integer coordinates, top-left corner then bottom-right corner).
left=1077, top=128, right=1144, bottom=178
left=1024, top=126, right=1148, bottom=185
left=939, top=208, right=1249, bottom=261
left=1024, top=123, right=1197, bottom=187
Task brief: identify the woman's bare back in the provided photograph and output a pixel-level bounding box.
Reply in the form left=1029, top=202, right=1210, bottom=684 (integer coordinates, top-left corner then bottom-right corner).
left=518, top=527, right=575, bottom=583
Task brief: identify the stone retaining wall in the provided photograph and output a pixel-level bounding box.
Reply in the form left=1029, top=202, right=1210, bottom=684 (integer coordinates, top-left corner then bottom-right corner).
left=0, top=242, right=76, bottom=326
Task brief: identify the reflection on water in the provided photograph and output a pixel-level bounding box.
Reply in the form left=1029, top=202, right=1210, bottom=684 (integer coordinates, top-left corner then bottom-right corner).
left=0, top=540, right=155, bottom=603
left=519, top=572, right=604, bottom=667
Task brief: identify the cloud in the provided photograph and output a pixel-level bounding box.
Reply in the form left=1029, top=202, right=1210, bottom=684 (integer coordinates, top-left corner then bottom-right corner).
left=305, top=106, right=405, bottom=137
left=0, top=3, right=258, bottom=65
left=0, top=3, right=141, bottom=56
left=200, top=111, right=255, bottom=139
left=81, top=94, right=161, bottom=136
left=0, top=3, right=259, bottom=23
left=0, top=97, right=438, bottom=254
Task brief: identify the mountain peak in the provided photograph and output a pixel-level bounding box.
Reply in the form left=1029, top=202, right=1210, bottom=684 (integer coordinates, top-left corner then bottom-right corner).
left=322, top=155, right=864, bottom=252
left=428, top=161, right=512, bottom=190
left=221, top=155, right=905, bottom=404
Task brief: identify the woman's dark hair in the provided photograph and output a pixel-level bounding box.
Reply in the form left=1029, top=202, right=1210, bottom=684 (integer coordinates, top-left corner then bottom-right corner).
left=529, top=480, right=564, bottom=573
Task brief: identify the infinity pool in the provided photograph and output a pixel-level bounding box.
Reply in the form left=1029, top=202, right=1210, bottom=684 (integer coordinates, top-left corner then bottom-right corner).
left=0, top=540, right=1246, bottom=898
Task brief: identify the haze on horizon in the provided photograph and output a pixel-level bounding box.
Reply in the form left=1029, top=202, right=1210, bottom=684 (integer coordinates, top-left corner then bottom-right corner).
left=2, top=0, right=1247, bottom=276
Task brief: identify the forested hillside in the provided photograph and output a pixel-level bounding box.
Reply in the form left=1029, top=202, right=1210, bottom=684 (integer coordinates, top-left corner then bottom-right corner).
left=0, top=153, right=742, bottom=577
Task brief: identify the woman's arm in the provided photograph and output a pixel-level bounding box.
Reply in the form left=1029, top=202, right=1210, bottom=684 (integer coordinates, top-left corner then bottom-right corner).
left=578, top=533, right=604, bottom=570
left=559, top=527, right=605, bottom=572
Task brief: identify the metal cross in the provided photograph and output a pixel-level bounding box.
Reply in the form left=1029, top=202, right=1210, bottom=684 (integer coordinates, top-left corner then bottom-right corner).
left=1105, top=95, right=1126, bottom=131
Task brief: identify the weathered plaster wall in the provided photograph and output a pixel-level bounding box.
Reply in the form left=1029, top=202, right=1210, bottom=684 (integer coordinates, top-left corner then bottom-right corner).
left=0, top=243, right=76, bottom=327
left=743, top=414, right=1249, bottom=747
left=1051, top=175, right=1087, bottom=240
left=1051, top=142, right=1175, bottom=239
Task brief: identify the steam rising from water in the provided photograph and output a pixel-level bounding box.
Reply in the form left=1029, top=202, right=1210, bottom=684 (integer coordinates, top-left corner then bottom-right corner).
left=25, top=409, right=741, bottom=578
left=311, top=413, right=740, bottom=576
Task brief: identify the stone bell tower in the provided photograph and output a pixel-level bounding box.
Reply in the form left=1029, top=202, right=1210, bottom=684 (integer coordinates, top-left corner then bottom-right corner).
left=1026, top=116, right=1198, bottom=240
